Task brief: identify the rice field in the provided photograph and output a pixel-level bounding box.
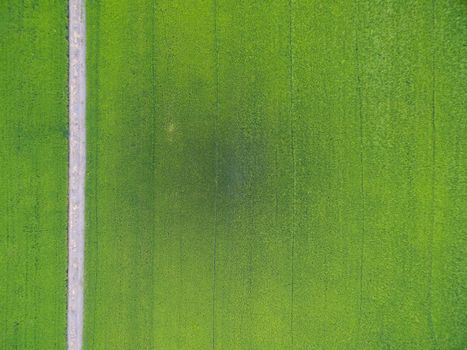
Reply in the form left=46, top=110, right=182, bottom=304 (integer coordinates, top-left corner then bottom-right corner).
left=0, top=1, right=465, bottom=349
left=0, top=1, right=68, bottom=349
left=85, top=0, right=466, bottom=349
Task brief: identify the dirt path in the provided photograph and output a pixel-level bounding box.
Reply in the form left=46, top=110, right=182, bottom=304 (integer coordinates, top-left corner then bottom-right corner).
left=68, top=0, right=86, bottom=349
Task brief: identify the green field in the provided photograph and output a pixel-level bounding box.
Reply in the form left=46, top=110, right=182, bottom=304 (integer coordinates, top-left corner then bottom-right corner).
left=2, top=1, right=464, bottom=349
left=85, top=0, right=466, bottom=349
left=0, top=1, right=68, bottom=349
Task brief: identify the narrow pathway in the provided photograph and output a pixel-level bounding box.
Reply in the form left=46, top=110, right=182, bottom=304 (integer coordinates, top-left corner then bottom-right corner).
left=68, top=0, right=86, bottom=349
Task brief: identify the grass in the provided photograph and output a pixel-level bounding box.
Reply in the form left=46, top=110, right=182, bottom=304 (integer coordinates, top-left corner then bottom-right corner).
left=84, top=0, right=467, bottom=349
left=0, top=1, right=68, bottom=349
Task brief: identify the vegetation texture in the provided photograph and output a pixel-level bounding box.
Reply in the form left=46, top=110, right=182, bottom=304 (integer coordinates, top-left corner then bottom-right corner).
left=0, top=1, right=68, bottom=349
left=85, top=1, right=466, bottom=349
